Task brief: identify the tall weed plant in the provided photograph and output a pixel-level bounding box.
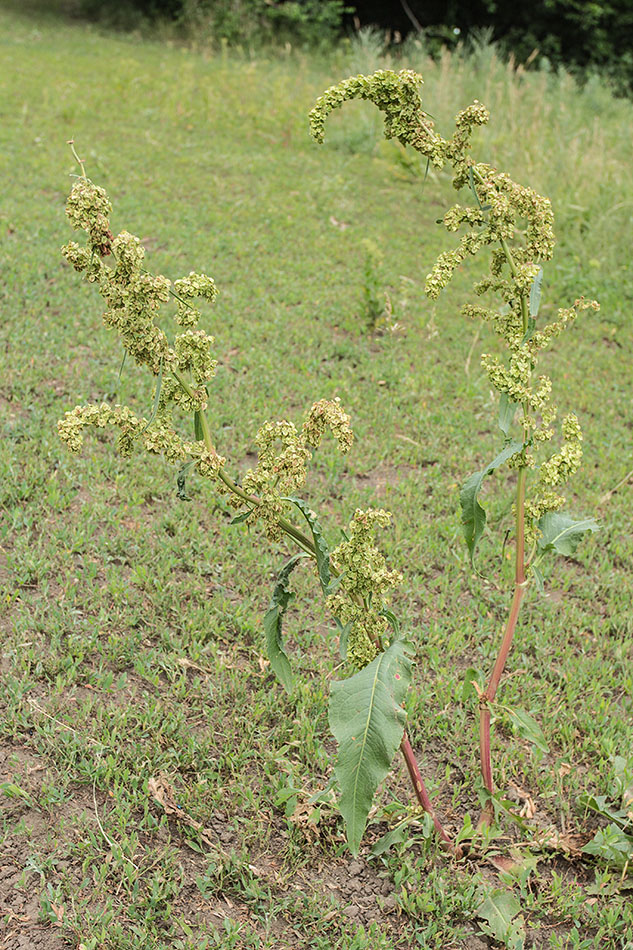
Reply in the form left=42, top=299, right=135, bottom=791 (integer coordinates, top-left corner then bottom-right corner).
left=57, top=56, right=611, bottom=861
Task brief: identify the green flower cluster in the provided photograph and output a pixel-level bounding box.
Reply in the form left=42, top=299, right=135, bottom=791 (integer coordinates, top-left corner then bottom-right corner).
left=241, top=401, right=353, bottom=541
left=328, top=509, right=403, bottom=671
left=311, top=68, right=599, bottom=547
left=57, top=401, right=186, bottom=465
left=59, top=177, right=224, bottom=473
left=310, top=69, right=445, bottom=167
left=59, top=176, right=359, bottom=555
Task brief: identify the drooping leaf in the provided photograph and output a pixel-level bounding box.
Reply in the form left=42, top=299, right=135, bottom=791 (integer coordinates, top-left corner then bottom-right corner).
left=460, top=440, right=524, bottom=563
left=537, top=512, right=598, bottom=557
left=263, top=554, right=309, bottom=693
left=328, top=640, right=412, bottom=854
left=500, top=704, right=549, bottom=754
left=477, top=889, right=525, bottom=950
left=379, top=608, right=401, bottom=640
left=529, top=266, right=544, bottom=317
left=498, top=393, right=517, bottom=437
left=284, top=496, right=330, bottom=595
left=229, top=510, right=252, bottom=526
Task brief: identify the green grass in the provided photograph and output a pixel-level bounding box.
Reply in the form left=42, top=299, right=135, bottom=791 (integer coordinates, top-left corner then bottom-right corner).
left=1, top=6, right=633, bottom=948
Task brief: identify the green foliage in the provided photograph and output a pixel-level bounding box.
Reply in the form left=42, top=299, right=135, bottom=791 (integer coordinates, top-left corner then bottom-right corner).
left=536, top=512, right=599, bottom=557
left=180, top=0, right=350, bottom=49
left=263, top=553, right=309, bottom=692
left=460, top=440, right=524, bottom=562
left=328, top=639, right=412, bottom=853
left=54, top=0, right=349, bottom=47
left=2, top=12, right=632, bottom=942
left=55, top=57, right=599, bottom=869
left=477, top=888, right=525, bottom=949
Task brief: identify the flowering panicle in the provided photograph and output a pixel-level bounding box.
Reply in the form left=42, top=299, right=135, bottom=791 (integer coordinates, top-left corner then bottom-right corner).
left=241, top=400, right=354, bottom=540
left=310, top=70, right=446, bottom=167
left=59, top=175, right=361, bottom=562
left=327, top=509, right=403, bottom=670
left=58, top=176, right=224, bottom=472
left=302, top=397, right=353, bottom=453
left=311, top=69, right=599, bottom=552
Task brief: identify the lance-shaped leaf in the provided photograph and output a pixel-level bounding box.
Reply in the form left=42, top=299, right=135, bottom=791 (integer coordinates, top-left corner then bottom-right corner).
left=500, top=704, right=549, bottom=754
left=263, top=554, right=309, bottom=693
left=537, top=512, right=598, bottom=557
left=329, top=640, right=412, bottom=854
left=460, top=440, right=524, bottom=562
left=284, top=496, right=330, bottom=594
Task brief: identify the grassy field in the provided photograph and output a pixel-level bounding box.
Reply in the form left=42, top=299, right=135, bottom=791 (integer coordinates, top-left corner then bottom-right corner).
left=1, top=4, right=633, bottom=948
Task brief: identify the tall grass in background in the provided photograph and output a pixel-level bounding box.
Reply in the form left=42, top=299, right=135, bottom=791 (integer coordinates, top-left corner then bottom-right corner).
left=334, top=29, right=632, bottom=294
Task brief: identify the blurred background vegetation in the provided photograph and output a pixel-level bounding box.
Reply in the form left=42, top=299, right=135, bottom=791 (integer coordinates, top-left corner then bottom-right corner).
left=23, top=0, right=633, bottom=95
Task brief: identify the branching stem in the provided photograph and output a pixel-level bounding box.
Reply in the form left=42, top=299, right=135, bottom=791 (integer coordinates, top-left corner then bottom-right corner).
left=174, top=374, right=453, bottom=846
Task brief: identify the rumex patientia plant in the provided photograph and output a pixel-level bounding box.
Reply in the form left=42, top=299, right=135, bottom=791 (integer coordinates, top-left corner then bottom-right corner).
left=59, top=63, right=598, bottom=857
left=310, top=69, right=598, bottom=821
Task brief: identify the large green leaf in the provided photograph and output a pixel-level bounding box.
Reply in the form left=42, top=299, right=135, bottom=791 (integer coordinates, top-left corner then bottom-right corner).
left=284, top=496, right=330, bottom=595
left=329, top=640, right=412, bottom=854
left=537, top=512, right=598, bottom=556
left=477, top=889, right=525, bottom=949
left=263, top=554, right=308, bottom=693
left=460, top=440, right=524, bottom=562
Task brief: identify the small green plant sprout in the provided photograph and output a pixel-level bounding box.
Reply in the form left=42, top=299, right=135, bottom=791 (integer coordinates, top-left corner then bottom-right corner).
left=359, top=237, right=399, bottom=333
left=310, top=69, right=598, bottom=817
left=58, top=145, right=453, bottom=856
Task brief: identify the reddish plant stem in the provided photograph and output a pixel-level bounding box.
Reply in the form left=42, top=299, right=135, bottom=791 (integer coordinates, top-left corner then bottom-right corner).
left=479, top=468, right=527, bottom=799
left=400, top=732, right=456, bottom=852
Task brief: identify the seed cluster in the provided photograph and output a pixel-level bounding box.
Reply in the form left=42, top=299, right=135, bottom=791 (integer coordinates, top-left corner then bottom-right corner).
left=240, top=400, right=353, bottom=540
left=58, top=177, right=356, bottom=558
left=328, top=509, right=403, bottom=671
left=311, top=69, right=599, bottom=544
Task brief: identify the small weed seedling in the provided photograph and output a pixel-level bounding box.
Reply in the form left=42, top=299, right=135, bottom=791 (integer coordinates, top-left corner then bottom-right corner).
left=59, top=68, right=599, bottom=859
